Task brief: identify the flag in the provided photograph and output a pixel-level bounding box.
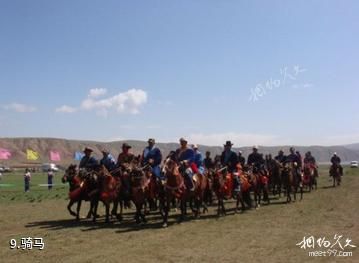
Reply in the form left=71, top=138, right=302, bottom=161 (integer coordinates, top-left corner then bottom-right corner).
left=27, top=149, right=39, bottom=160
left=0, top=148, right=11, bottom=160
left=74, top=151, right=84, bottom=161
left=50, top=150, right=61, bottom=161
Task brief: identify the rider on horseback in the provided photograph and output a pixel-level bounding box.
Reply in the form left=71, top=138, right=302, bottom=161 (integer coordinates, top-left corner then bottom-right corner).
left=304, top=151, right=318, bottom=177
left=274, top=149, right=286, bottom=164
left=141, top=138, right=163, bottom=181
left=116, top=143, right=135, bottom=201
left=220, top=141, right=240, bottom=192
left=330, top=152, right=343, bottom=176
left=175, top=138, right=195, bottom=191
left=100, top=148, right=116, bottom=171
left=247, top=146, right=265, bottom=173
left=79, top=147, right=99, bottom=170
left=284, top=147, right=302, bottom=184
left=192, top=144, right=205, bottom=175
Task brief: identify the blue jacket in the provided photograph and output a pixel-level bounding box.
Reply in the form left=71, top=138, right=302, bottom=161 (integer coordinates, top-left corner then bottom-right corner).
left=100, top=155, right=116, bottom=171
left=194, top=151, right=204, bottom=168
left=175, top=148, right=195, bottom=164
left=142, top=146, right=162, bottom=167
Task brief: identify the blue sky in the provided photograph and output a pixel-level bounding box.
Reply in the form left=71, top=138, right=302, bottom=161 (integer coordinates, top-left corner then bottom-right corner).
left=0, top=0, right=358, bottom=146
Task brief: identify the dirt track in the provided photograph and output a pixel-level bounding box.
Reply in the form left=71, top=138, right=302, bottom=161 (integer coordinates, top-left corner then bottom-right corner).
left=1, top=170, right=358, bottom=263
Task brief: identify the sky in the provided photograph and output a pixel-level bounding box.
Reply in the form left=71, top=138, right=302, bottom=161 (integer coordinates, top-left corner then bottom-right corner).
left=0, top=0, right=358, bottom=146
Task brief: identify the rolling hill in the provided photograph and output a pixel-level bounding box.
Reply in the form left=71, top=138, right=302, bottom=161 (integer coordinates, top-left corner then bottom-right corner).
left=1, top=137, right=359, bottom=167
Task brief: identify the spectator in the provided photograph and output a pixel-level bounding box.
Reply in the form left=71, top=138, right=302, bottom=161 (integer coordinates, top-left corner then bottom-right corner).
left=24, top=168, right=31, bottom=192
left=47, top=168, right=54, bottom=190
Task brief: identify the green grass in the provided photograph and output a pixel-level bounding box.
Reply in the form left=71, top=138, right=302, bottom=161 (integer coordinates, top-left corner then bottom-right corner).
left=0, top=170, right=67, bottom=203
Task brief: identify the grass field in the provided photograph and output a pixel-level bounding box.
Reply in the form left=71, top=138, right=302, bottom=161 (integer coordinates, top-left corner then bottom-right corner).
left=0, top=166, right=358, bottom=263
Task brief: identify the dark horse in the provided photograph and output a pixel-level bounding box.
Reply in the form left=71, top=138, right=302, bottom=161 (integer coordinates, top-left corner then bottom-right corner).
left=330, top=163, right=341, bottom=187
left=61, top=164, right=97, bottom=221
left=282, top=162, right=303, bottom=203
left=267, top=160, right=283, bottom=197
left=160, top=158, right=208, bottom=227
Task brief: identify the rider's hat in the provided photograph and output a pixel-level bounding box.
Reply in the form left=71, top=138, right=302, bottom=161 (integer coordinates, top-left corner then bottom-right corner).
left=83, top=147, right=93, bottom=153
left=224, top=141, right=233, bottom=147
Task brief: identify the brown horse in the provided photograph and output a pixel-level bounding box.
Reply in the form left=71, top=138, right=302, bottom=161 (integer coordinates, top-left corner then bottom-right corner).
left=160, top=158, right=208, bottom=227
left=129, top=164, right=152, bottom=224
left=282, top=162, right=303, bottom=203
left=61, top=164, right=98, bottom=221
left=303, top=163, right=317, bottom=191
left=330, top=163, right=341, bottom=187
left=212, top=166, right=246, bottom=216
left=243, top=165, right=266, bottom=208
left=91, top=165, right=122, bottom=223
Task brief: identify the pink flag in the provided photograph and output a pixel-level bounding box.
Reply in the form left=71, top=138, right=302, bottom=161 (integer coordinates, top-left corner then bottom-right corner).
left=50, top=151, right=61, bottom=161
left=0, top=148, right=11, bottom=160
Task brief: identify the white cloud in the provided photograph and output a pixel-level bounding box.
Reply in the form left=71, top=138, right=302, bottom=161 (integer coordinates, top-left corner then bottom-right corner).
left=55, top=105, right=77, bottom=113
left=88, top=88, right=107, bottom=98
left=55, top=88, right=147, bottom=117
left=3, top=103, right=37, bottom=113
left=81, top=88, right=147, bottom=115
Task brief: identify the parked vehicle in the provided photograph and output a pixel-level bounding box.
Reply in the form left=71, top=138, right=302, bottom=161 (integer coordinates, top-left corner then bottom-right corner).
left=41, top=163, right=59, bottom=172
left=350, top=161, right=358, bottom=168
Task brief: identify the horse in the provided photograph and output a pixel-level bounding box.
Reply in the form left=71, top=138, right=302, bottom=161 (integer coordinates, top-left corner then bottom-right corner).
left=330, top=163, right=341, bottom=187
left=128, top=164, right=152, bottom=224
left=267, top=160, right=283, bottom=197
left=61, top=164, right=97, bottom=221
left=303, top=163, right=317, bottom=191
left=160, top=158, right=208, bottom=227
left=212, top=166, right=246, bottom=216
left=282, top=162, right=303, bottom=203
left=91, top=165, right=121, bottom=223
left=243, top=165, right=267, bottom=208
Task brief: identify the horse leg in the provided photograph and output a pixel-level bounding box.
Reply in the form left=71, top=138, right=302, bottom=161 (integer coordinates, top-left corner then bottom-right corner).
left=105, top=202, right=110, bottom=223
left=111, top=199, right=118, bottom=217
left=162, top=196, right=169, bottom=228
left=140, top=203, right=147, bottom=224
left=76, top=200, right=82, bottom=221
left=92, top=199, right=99, bottom=223
left=67, top=200, right=77, bottom=217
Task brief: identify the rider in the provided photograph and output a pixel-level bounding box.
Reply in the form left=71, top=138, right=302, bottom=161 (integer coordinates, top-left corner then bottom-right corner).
left=141, top=138, right=163, bottom=180
left=303, top=151, right=318, bottom=177
left=238, top=150, right=246, bottom=168
left=203, top=151, right=214, bottom=170
left=220, top=141, right=238, bottom=172
left=79, top=147, right=98, bottom=169
left=247, top=145, right=265, bottom=172
left=274, top=149, right=287, bottom=164
left=192, top=144, right=205, bottom=175
left=220, top=141, right=240, bottom=192
left=284, top=147, right=302, bottom=184
left=116, top=143, right=135, bottom=199
left=175, top=138, right=195, bottom=191
left=100, top=148, right=116, bottom=171
left=330, top=152, right=343, bottom=176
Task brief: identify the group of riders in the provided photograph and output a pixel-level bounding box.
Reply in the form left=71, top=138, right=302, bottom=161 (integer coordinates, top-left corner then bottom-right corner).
left=78, top=137, right=344, bottom=198
left=63, top=138, right=344, bottom=225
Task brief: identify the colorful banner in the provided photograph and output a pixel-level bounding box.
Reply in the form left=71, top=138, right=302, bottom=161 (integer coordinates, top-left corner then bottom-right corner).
left=0, top=148, right=11, bottom=160
left=74, top=151, right=85, bottom=161
left=50, top=151, right=61, bottom=161
left=26, top=149, right=40, bottom=160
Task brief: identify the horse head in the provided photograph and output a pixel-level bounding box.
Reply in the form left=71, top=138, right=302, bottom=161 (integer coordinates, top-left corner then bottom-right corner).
left=62, top=164, right=78, bottom=183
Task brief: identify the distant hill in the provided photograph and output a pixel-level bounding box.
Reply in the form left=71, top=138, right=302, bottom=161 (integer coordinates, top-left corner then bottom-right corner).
left=0, top=137, right=359, bottom=167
